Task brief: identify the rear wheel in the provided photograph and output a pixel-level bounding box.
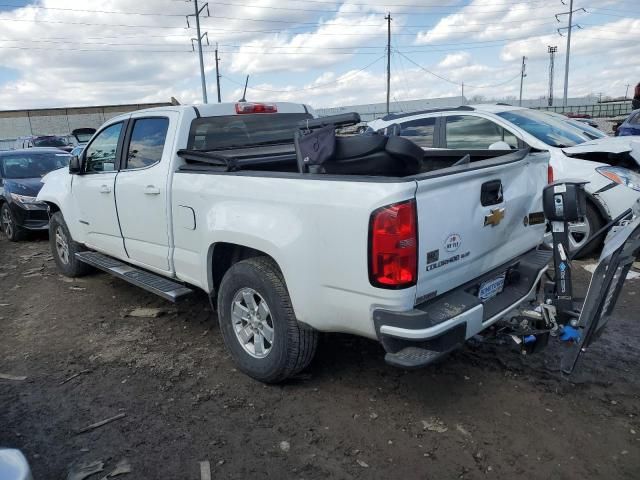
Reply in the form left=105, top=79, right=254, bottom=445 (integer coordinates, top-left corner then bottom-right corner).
left=49, top=212, right=92, bottom=277
left=217, top=257, right=318, bottom=383
left=1, top=203, right=26, bottom=241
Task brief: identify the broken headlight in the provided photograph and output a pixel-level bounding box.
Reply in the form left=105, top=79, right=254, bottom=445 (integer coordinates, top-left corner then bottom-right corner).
left=9, top=193, right=46, bottom=209
left=596, top=166, right=640, bottom=193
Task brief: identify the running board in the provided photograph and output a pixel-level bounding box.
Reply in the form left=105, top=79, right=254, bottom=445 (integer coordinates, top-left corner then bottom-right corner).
left=75, top=251, right=194, bottom=302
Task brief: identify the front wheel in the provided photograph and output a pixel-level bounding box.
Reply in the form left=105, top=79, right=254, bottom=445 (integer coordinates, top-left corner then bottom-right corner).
left=543, top=202, right=604, bottom=259
left=217, top=257, right=318, bottom=383
left=49, top=212, right=92, bottom=277
left=1, top=203, right=26, bottom=241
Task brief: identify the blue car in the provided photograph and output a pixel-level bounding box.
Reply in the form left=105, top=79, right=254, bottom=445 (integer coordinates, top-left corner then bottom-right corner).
left=0, top=148, right=70, bottom=241
left=616, top=109, right=640, bottom=136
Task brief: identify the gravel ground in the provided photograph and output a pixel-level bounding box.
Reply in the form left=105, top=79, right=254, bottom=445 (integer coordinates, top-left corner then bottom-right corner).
left=1, top=234, right=640, bottom=479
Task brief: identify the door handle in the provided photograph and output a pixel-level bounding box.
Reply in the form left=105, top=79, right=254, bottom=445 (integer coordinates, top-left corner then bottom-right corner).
left=144, top=185, right=161, bottom=195
left=480, top=180, right=503, bottom=206
left=100, top=185, right=111, bottom=194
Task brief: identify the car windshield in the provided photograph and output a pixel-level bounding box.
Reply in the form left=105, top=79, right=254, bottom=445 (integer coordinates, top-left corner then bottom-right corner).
left=33, top=136, right=69, bottom=147
left=187, top=113, right=312, bottom=150
left=497, top=109, right=592, bottom=147
left=1, top=152, right=70, bottom=178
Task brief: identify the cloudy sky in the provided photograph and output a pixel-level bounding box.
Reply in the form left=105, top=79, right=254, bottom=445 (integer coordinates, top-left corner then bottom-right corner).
left=0, top=0, right=638, bottom=110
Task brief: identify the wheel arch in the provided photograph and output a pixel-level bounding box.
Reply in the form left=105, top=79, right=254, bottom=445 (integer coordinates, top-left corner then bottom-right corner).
left=585, top=192, right=610, bottom=223
left=207, top=242, right=284, bottom=297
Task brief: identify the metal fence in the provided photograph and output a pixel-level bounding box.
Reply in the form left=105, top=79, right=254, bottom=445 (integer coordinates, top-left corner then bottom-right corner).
left=534, top=101, right=633, bottom=118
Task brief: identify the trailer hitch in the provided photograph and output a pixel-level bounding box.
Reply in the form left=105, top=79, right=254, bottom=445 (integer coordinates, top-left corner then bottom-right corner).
left=501, top=181, right=640, bottom=373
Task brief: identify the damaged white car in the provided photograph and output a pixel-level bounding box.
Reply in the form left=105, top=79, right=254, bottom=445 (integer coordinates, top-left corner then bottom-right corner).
left=369, top=105, right=640, bottom=257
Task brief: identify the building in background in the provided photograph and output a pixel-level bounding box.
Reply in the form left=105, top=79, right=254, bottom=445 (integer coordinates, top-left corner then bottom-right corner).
left=0, top=101, right=173, bottom=150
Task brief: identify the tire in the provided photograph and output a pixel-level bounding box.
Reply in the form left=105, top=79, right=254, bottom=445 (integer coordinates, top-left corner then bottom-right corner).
left=1, top=203, right=26, bottom=241
left=49, top=212, right=92, bottom=277
left=217, top=257, right=318, bottom=383
left=571, top=202, right=604, bottom=259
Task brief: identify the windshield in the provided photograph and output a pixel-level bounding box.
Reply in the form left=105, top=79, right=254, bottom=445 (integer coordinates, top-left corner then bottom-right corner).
left=497, top=109, right=592, bottom=147
left=33, top=136, right=69, bottom=147
left=565, top=119, right=608, bottom=139
left=1, top=152, right=70, bottom=178
left=187, top=113, right=312, bottom=150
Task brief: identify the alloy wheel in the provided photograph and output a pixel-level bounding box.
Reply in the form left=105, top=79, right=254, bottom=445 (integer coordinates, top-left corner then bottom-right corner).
left=55, top=226, right=70, bottom=265
left=1, top=207, right=13, bottom=239
left=231, top=288, right=275, bottom=358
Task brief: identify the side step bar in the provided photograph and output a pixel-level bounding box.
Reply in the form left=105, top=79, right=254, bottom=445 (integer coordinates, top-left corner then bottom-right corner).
left=384, top=345, right=458, bottom=369
left=75, top=251, right=194, bottom=302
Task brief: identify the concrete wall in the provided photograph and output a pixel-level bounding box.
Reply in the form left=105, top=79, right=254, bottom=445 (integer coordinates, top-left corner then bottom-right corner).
left=0, top=102, right=171, bottom=150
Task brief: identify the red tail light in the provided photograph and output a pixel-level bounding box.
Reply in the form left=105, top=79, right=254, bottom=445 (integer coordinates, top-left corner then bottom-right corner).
left=235, top=102, right=277, bottom=114
left=548, top=165, right=554, bottom=184
left=369, top=200, right=418, bottom=289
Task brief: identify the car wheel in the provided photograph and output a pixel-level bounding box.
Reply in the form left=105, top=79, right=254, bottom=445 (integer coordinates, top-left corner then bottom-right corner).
left=544, top=202, right=604, bottom=259
left=49, top=212, right=92, bottom=277
left=1, top=203, right=25, bottom=241
left=217, top=257, right=318, bottom=383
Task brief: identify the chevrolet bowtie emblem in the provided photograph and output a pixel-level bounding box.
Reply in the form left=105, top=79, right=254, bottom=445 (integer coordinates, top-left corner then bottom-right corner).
left=484, top=208, right=505, bottom=227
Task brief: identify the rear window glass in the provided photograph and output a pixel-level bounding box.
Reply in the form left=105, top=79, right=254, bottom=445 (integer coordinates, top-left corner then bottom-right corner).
left=187, top=113, right=312, bottom=150
left=33, top=136, right=69, bottom=147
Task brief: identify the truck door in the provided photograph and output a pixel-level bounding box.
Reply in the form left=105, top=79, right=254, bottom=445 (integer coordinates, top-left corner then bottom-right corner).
left=73, top=121, right=127, bottom=258
left=115, top=113, right=176, bottom=273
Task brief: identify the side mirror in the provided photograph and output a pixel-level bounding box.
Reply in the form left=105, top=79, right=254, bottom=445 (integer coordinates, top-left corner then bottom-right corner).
left=69, top=155, right=81, bottom=174
left=488, top=141, right=512, bottom=150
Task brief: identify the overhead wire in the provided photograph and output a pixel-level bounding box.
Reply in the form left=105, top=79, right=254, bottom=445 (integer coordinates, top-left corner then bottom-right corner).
left=220, top=54, right=385, bottom=92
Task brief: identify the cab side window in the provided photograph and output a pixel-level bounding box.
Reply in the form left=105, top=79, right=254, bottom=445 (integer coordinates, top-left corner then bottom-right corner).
left=445, top=115, right=506, bottom=149
left=398, top=117, right=436, bottom=148
left=124, top=118, right=169, bottom=170
left=84, top=122, right=124, bottom=173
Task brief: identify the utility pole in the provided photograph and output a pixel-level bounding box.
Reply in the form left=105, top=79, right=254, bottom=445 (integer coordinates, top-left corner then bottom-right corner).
left=214, top=43, right=222, bottom=103
left=186, top=0, right=210, bottom=104
left=548, top=46, right=557, bottom=107
left=385, top=12, right=392, bottom=115
left=556, top=0, right=585, bottom=107
left=625, top=84, right=631, bottom=99
left=518, top=56, right=526, bottom=106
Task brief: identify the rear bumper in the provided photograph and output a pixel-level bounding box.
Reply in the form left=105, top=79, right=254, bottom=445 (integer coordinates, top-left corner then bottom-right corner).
left=373, top=248, right=551, bottom=366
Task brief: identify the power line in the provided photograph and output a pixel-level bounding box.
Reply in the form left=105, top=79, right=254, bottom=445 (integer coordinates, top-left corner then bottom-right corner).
left=395, top=50, right=521, bottom=89
left=220, top=55, right=385, bottom=93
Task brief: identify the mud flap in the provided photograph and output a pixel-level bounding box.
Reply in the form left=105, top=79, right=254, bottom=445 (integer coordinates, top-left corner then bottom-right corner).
left=561, top=217, right=640, bottom=374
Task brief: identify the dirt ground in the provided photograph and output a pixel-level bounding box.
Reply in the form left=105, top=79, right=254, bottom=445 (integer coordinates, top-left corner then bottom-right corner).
left=1, top=234, right=639, bottom=480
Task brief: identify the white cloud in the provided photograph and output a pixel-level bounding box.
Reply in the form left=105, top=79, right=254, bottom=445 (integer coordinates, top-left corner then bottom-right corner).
left=0, top=0, right=636, bottom=110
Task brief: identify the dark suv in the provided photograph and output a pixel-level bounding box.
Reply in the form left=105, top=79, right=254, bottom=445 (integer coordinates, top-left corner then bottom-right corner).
left=14, top=135, right=74, bottom=152
left=0, top=148, right=70, bottom=241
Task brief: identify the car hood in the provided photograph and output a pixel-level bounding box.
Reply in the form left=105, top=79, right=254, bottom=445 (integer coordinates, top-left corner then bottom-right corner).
left=563, top=136, right=640, bottom=164
left=4, top=177, right=44, bottom=197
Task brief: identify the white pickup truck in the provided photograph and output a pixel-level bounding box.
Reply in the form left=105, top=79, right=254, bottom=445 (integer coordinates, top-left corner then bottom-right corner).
left=38, top=102, right=551, bottom=382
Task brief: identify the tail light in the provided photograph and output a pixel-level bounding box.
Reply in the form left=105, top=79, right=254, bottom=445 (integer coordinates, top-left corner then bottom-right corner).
left=369, top=200, right=418, bottom=289
left=235, top=102, right=277, bottom=114
left=548, top=165, right=554, bottom=184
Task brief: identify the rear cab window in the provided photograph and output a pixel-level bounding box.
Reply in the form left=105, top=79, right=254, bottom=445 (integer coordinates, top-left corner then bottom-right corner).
left=187, top=113, right=312, bottom=150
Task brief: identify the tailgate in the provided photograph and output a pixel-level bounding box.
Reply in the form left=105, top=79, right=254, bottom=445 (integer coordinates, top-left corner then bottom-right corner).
left=414, top=149, right=549, bottom=303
